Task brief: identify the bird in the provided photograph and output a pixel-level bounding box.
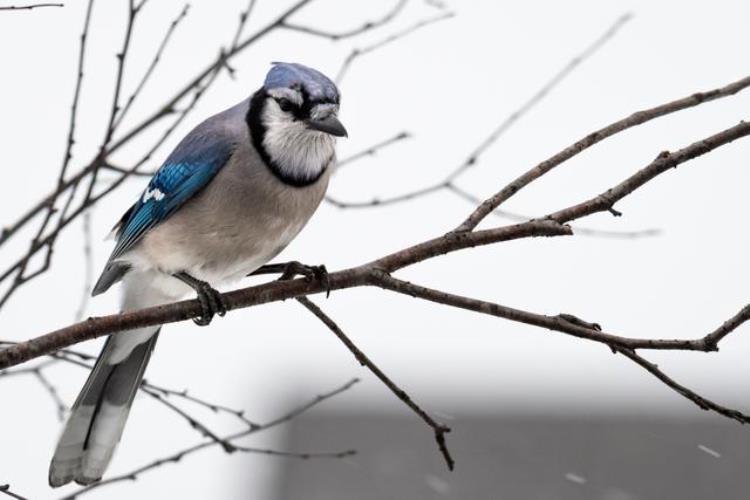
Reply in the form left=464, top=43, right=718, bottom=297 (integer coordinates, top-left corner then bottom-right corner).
left=48, top=62, right=347, bottom=487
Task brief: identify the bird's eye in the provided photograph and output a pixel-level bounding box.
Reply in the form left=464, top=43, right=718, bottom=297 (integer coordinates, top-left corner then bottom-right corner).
left=277, top=98, right=293, bottom=112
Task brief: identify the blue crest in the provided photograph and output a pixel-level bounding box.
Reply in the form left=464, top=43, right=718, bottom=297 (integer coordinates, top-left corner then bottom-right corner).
left=263, top=62, right=339, bottom=102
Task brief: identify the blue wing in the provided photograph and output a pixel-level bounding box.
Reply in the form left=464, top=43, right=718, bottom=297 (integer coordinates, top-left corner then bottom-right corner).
left=110, top=133, right=235, bottom=262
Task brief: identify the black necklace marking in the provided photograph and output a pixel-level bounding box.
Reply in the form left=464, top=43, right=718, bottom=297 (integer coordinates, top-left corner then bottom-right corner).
left=246, top=88, right=328, bottom=188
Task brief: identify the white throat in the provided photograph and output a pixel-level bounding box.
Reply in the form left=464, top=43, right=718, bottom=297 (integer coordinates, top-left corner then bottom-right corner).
left=261, top=104, right=335, bottom=182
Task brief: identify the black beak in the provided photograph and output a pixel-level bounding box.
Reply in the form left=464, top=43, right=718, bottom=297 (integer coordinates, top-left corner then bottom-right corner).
left=305, top=115, right=348, bottom=137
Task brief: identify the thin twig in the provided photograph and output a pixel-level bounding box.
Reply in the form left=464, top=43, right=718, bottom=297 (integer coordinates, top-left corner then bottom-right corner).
left=328, top=12, right=633, bottom=211
left=615, top=347, right=750, bottom=424
left=141, top=386, right=237, bottom=453
left=1, top=342, right=265, bottom=453
left=457, top=76, right=750, bottom=231
left=0, top=3, right=62, bottom=10
left=33, top=369, right=68, bottom=421
left=74, top=210, right=93, bottom=321
left=702, top=303, right=750, bottom=350
left=336, top=10, right=454, bottom=83
left=446, top=182, right=661, bottom=239
left=297, top=296, right=454, bottom=469
left=57, top=0, right=93, bottom=184
left=229, top=445, right=355, bottom=460
left=372, top=272, right=750, bottom=426
left=0, top=361, right=67, bottom=420
left=281, top=0, right=407, bottom=40
left=0, top=484, right=28, bottom=500
left=143, top=382, right=261, bottom=430
left=59, top=379, right=359, bottom=500
left=336, top=131, right=411, bottom=169
left=112, top=3, right=190, bottom=130
left=370, top=272, right=700, bottom=351
left=101, top=0, right=140, bottom=147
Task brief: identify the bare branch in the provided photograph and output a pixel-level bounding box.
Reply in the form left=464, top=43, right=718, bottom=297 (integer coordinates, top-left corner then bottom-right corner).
left=229, top=0, right=257, bottom=51
left=2, top=341, right=350, bottom=478
left=33, top=369, right=68, bottom=421
left=328, top=13, right=633, bottom=211
left=112, top=3, right=190, bottom=130
left=370, top=272, right=701, bottom=351
left=0, top=360, right=67, bottom=421
left=702, top=303, right=750, bottom=350
left=0, top=484, right=28, bottom=500
left=281, top=0, right=407, bottom=40
left=228, top=445, right=355, bottom=460
left=60, top=379, right=359, bottom=500
left=3, top=113, right=749, bottom=370
left=57, top=0, right=93, bottom=184
left=335, top=10, right=454, bottom=83
left=0, top=3, right=61, bottom=10
left=445, top=183, right=661, bottom=239
left=100, top=0, right=141, bottom=149
left=546, top=121, right=750, bottom=225
left=457, top=76, right=750, bottom=231
left=335, top=131, right=411, bottom=169
left=0, top=219, right=570, bottom=368
left=140, top=386, right=237, bottom=453
left=297, top=296, right=454, bottom=470
left=73, top=211, right=94, bottom=321
left=374, top=273, right=750, bottom=426
left=1, top=340, right=262, bottom=448
left=614, top=347, right=750, bottom=424
left=143, top=382, right=261, bottom=430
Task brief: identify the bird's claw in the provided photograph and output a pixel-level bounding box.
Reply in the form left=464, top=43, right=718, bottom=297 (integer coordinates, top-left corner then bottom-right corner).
left=173, top=272, right=226, bottom=326
left=279, top=261, right=330, bottom=297
left=193, top=282, right=227, bottom=326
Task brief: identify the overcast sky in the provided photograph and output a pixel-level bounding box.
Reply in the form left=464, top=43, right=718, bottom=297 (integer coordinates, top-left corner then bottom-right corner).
left=1, top=0, right=750, bottom=498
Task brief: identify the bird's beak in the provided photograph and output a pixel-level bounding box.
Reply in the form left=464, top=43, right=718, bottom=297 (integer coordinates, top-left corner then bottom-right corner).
left=305, top=115, right=348, bottom=137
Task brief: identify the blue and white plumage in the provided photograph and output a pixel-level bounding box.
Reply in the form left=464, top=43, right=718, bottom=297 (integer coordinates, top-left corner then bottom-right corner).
left=49, top=62, right=346, bottom=487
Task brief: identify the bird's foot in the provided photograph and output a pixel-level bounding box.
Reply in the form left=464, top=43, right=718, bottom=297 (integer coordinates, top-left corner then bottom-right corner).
left=251, top=261, right=330, bottom=297
left=173, top=272, right=227, bottom=326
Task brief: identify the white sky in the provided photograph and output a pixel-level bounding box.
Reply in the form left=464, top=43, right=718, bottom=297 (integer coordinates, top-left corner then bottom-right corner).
left=1, top=0, right=750, bottom=498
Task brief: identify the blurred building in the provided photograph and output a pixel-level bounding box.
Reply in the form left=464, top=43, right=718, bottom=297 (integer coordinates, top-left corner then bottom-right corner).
left=275, top=413, right=750, bottom=500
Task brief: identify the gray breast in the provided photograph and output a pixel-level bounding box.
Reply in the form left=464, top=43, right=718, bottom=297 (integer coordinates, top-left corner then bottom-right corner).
left=138, top=138, right=332, bottom=282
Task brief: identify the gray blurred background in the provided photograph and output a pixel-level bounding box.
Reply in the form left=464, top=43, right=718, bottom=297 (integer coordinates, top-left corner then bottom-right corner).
left=1, top=0, right=750, bottom=499
left=279, top=414, right=750, bottom=500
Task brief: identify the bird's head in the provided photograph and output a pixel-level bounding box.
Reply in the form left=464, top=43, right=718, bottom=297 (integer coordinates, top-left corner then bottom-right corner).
left=247, top=62, right=346, bottom=186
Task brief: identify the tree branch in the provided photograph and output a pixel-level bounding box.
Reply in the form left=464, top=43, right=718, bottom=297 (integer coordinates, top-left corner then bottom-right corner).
left=326, top=12, right=633, bottom=211
left=3, top=115, right=750, bottom=368
left=0, top=3, right=61, bottom=10
left=59, top=379, right=359, bottom=499
left=614, top=347, right=750, bottom=424
left=280, top=0, right=407, bottom=41
left=335, top=10, right=454, bottom=83
left=456, top=76, right=750, bottom=232
left=702, top=303, right=750, bottom=350
left=0, top=485, right=28, bottom=500
left=297, top=296, right=454, bottom=470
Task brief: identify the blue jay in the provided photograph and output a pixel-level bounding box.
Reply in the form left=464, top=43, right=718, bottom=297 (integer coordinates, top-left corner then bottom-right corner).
left=49, top=62, right=347, bottom=487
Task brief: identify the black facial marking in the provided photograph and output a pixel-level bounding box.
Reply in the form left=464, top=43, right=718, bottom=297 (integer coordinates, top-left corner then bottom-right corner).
left=246, top=87, right=328, bottom=188
left=277, top=98, right=294, bottom=112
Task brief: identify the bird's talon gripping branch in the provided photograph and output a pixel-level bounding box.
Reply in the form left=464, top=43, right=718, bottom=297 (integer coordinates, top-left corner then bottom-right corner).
left=253, top=261, right=331, bottom=297
left=173, top=272, right=227, bottom=326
